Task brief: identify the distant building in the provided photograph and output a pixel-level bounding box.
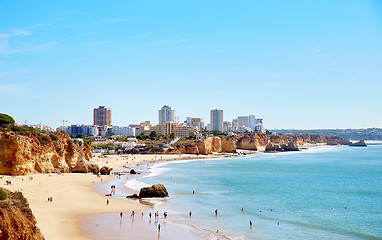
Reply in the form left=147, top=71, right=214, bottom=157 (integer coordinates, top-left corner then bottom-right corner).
left=93, top=106, right=111, bottom=126
left=223, top=121, right=232, bottom=132
left=210, top=109, right=224, bottom=131
left=112, top=126, right=136, bottom=136
left=158, top=105, right=177, bottom=125
left=146, top=122, right=197, bottom=138
left=56, top=126, right=68, bottom=133
left=121, top=138, right=138, bottom=149
left=255, top=119, right=265, bottom=133
left=129, top=121, right=151, bottom=136
left=185, top=117, right=205, bottom=131
left=88, top=125, right=99, bottom=136
left=232, top=115, right=265, bottom=133
left=66, top=124, right=89, bottom=135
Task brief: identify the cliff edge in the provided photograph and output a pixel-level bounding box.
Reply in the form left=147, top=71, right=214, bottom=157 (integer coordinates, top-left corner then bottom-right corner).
left=0, top=188, right=45, bottom=240
left=0, top=130, right=93, bottom=175
left=176, top=133, right=350, bottom=154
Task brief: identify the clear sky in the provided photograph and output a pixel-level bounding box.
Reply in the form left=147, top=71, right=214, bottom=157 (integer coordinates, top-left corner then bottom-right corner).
left=1, top=0, right=381, bottom=129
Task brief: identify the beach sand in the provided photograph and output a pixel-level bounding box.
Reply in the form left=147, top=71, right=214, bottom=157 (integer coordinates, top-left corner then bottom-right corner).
left=1, top=153, right=227, bottom=240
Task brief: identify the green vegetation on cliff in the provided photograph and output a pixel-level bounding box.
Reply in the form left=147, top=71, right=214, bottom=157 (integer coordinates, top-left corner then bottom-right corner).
left=273, top=128, right=382, bottom=140
left=0, top=188, right=44, bottom=239
left=0, top=113, right=15, bottom=127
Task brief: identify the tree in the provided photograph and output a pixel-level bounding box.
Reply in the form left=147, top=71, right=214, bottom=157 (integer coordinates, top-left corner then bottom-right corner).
left=188, top=132, right=195, bottom=140
left=0, top=113, right=15, bottom=127
left=169, top=132, right=175, bottom=139
left=149, top=131, right=159, bottom=140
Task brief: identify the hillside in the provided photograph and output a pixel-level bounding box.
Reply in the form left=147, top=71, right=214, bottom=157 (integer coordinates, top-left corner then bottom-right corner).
left=271, top=128, right=382, bottom=140
left=0, top=128, right=95, bottom=175
left=0, top=188, right=44, bottom=240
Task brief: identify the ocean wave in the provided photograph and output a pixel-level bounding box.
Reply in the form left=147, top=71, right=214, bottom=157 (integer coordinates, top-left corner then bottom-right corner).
left=141, top=162, right=171, bottom=179
left=124, top=179, right=149, bottom=191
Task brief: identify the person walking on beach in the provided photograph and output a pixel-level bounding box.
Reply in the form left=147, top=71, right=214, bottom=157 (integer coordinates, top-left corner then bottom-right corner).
left=120, top=212, right=123, bottom=218
left=189, top=212, right=192, bottom=217
left=215, top=209, right=218, bottom=216
left=106, top=199, right=109, bottom=205
left=158, top=224, right=161, bottom=232
left=250, top=221, right=252, bottom=227
left=149, top=212, right=152, bottom=218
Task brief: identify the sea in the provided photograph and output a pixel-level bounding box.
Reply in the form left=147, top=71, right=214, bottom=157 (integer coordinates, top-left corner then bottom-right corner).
left=123, top=144, right=382, bottom=240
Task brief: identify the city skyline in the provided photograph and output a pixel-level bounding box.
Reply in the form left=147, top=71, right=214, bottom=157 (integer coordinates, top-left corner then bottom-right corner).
left=1, top=1, right=381, bottom=129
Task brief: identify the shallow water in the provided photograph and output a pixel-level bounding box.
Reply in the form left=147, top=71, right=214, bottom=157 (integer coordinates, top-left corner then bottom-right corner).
left=133, top=145, right=382, bottom=240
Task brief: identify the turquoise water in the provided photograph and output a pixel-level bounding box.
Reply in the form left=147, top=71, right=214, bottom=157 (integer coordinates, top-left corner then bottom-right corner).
left=131, top=145, right=382, bottom=239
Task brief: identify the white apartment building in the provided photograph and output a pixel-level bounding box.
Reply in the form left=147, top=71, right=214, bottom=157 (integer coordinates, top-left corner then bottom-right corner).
left=158, top=105, right=177, bottom=125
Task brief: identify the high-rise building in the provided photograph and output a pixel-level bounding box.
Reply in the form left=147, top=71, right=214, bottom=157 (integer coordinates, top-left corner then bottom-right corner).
left=185, top=117, right=205, bottom=131
left=93, top=106, right=111, bottom=126
left=158, top=105, right=176, bottom=125
left=232, top=114, right=264, bottom=133
left=210, top=109, right=223, bottom=131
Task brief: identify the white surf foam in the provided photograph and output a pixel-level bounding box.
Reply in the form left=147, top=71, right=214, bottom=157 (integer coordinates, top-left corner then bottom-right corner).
left=124, top=179, right=149, bottom=191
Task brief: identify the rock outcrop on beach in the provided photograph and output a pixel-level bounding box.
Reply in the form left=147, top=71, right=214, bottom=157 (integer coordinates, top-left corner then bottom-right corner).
left=127, top=184, right=169, bottom=198
left=265, top=142, right=299, bottom=152
left=99, top=166, right=112, bottom=175
left=0, top=131, right=94, bottom=175
left=0, top=188, right=45, bottom=240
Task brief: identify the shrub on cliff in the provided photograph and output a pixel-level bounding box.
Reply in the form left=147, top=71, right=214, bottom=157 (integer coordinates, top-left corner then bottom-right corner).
left=0, top=189, right=7, bottom=200
left=0, top=113, right=15, bottom=127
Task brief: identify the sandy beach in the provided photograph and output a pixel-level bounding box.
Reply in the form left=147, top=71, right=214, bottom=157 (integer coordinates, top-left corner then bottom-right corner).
left=0, top=153, right=228, bottom=240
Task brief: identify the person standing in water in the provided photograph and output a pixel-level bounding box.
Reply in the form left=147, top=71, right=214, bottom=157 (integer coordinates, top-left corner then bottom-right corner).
left=215, top=209, right=218, bottom=216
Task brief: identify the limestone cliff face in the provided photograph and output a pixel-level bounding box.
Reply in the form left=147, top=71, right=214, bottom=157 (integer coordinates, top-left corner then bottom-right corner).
left=0, top=131, right=93, bottom=175
left=178, top=137, right=232, bottom=155
left=0, top=188, right=44, bottom=240
left=177, top=134, right=349, bottom=154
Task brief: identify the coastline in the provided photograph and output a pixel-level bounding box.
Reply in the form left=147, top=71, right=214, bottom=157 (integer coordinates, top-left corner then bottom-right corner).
left=1, top=144, right=344, bottom=240
left=0, top=153, right=233, bottom=240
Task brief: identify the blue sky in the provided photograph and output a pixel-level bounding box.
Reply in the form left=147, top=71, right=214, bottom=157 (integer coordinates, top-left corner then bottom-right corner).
left=1, top=0, right=381, bottom=129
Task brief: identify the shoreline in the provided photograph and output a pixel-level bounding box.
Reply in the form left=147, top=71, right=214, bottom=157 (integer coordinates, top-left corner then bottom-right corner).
left=1, top=144, right=341, bottom=239
left=0, top=153, right=233, bottom=240
left=80, top=144, right=341, bottom=240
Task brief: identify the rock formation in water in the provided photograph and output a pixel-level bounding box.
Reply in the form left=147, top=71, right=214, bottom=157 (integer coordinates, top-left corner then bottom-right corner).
left=349, top=140, right=367, bottom=147
left=0, top=131, right=94, bottom=175
left=0, top=188, right=45, bottom=240
left=127, top=184, right=169, bottom=198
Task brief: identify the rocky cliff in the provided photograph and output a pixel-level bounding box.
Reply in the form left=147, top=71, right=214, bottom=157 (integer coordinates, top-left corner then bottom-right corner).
left=0, top=131, right=93, bottom=175
left=177, top=134, right=349, bottom=154
left=0, top=188, right=44, bottom=240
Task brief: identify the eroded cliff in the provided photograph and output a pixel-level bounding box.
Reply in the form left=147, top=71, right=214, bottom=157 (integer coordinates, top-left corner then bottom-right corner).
left=0, top=131, right=93, bottom=175
left=177, top=134, right=349, bottom=154
left=0, top=188, right=44, bottom=240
